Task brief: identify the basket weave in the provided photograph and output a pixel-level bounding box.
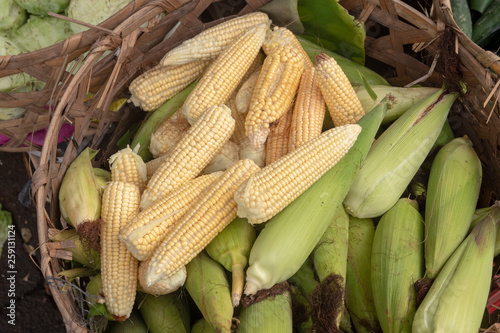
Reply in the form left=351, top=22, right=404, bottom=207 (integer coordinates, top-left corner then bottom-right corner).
left=24, top=0, right=499, bottom=331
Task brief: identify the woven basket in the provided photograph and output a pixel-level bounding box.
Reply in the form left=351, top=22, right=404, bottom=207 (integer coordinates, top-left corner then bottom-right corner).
left=25, top=0, right=499, bottom=331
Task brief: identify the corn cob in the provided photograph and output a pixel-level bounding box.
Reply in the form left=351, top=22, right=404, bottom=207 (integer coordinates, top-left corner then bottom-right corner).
left=288, top=260, right=317, bottom=333
left=205, top=217, right=257, bottom=307
left=120, top=172, right=221, bottom=261
left=109, top=146, right=147, bottom=192
left=344, top=89, right=458, bottom=218
left=145, top=159, right=259, bottom=285
left=371, top=198, right=424, bottom=333
left=149, top=111, right=191, bottom=158
left=128, top=60, right=210, bottom=111
left=59, top=148, right=102, bottom=228
left=229, top=94, right=248, bottom=145
left=101, top=181, right=140, bottom=321
left=290, top=285, right=314, bottom=333
left=235, top=124, right=361, bottom=225
left=49, top=229, right=100, bottom=270
left=424, top=136, right=482, bottom=278
left=243, top=100, right=387, bottom=295
left=131, top=82, right=196, bottom=161
left=311, top=206, right=349, bottom=330
left=245, top=29, right=306, bottom=150
left=181, top=23, right=269, bottom=124
left=145, top=154, right=168, bottom=180
left=345, top=216, right=381, bottom=333
left=298, top=37, right=390, bottom=86
left=141, top=104, right=235, bottom=209
left=238, top=283, right=293, bottom=333
left=315, top=53, right=365, bottom=127
left=288, top=67, right=326, bottom=151
left=265, top=104, right=294, bottom=165
left=185, top=251, right=233, bottom=333
left=357, top=85, right=439, bottom=123
left=470, top=205, right=500, bottom=256
left=137, top=260, right=186, bottom=296
left=160, top=12, right=270, bottom=66
left=413, top=202, right=500, bottom=333
left=262, top=27, right=313, bottom=69
left=137, top=291, right=190, bottom=333
left=201, top=140, right=240, bottom=174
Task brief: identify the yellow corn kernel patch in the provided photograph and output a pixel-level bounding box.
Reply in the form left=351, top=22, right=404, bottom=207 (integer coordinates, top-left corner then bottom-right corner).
left=266, top=104, right=294, bottom=165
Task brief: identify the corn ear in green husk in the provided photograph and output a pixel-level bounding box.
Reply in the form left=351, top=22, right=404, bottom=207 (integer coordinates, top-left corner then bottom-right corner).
left=413, top=202, right=500, bottom=333
left=105, top=311, right=148, bottom=333
left=239, top=284, right=293, bottom=333
left=185, top=251, right=233, bottom=333
left=344, top=89, right=458, bottom=218
left=290, top=285, right=314, bottom=333
left=85, top=274, right=113, bottom=322
left=59, top=148, right=103, bottom=228
left=244, top=100, right=388, bottom=295
left=311, top=206, right=349, bottom=330
left=137, top=291, right=190, bottom=333
left=49, top=229, right=101, bottom=270
left=192, top=318, right=217, bottom=333
left=205, top=217, right=256, bottom=307
left=470, top=205, right=500, bottom=256
left=357, top=85, right=439, bottom=123
left=424, top=136, right=482, bottom=278
left=371, top=198, right=424, bottom=333
left=346, top=216, right=381, bottom=333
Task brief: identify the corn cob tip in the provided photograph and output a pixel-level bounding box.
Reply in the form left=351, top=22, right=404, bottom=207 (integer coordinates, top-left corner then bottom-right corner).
left=247, top=127, right=270, bottom=151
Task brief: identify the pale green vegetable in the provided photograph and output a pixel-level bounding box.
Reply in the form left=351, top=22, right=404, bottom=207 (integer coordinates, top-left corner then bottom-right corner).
left=10, top=15, right=73, bottom=53
left=14, top=0, right=70, bottom=16
left=67, top=0, right=133, bottom=34
left=0, top=0, right=26, bottom=31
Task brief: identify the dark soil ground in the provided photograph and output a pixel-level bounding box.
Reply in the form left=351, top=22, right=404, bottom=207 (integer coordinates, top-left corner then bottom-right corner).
left=0, top=152, right=65, bottom=332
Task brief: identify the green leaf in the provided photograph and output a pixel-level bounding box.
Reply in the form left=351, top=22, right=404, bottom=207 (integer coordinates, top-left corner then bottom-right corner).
left=359, top=71, right=378, bottom=101
left=259, top=0, right=304, bottom=34
left=0, top=204, right=13, bottom=258
left=297, top=0, right=365, bottom=64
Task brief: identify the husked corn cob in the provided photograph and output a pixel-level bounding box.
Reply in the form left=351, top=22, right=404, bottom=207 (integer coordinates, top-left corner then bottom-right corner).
left=137, top=260, right=186, bottom=296
left=263, top=27, right=313, bottom=69
left=236, top=70, right=260, bottom=114
left=265, top=104, right=294, bottom=165
left=243, top=101, right=387, bottom=296
left=161, top=12, right=270, bottom=66
left=371, top=198, right=424, bottom=333
left=145, top=154, right=168, bottom=180
left=141, top=105, right=235, bottom=209
left=229, top=96, right=247, bottom=145
left=149, top=111, right=191, bottom=158
left=424, top=136, right=482, bottom=278
left=145, top=159, right=260, bottom=285
left=413, top=203, right=500, bottom=333
left=120, top=173, right=222, bottom=261
left=129, top=61, right=210, bottom=111
left=235, top=124, right=361, bottom=225
left=181, top=23, right=269, bottom=124
left=245, top=30, right=306, bottom=149
left=201, top=140, right=240, bottom=174
left=138, top=291, right=191, bottom=333
left=315, top=53, right=364, bottom=126
left=288, top=67, right=325, bottom=151
left=109, top=146, right=147, bottom=192
left=101, top=181, right=141, bottom=321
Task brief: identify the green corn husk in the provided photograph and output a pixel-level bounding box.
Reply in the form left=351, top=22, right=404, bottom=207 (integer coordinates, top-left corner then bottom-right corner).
left=288, top=258, right=319, bottom=297
left=50, top=229, right=101, bottom=269
left=433, top=119, right=455, bottom=148
left=290, top=285, right=314, bottom=333
left=94, top=168, right=111, bottom=190
left=244, top=99, right=388, bottom=296
left=298, top=37, right=389, bottom=86
left=185, top=251, right=233, bottom=333
left=86, top=274, right=113, bottom=322
left=413, top=202, right=500, bottom=333
left=356, top=85, right=439, bottom=123
left=205, top=217, right=256, bottom=307
left=346, top=216, right=381, bottom=333
left=130, top=81, right=197, bottom=161
left=238, top=284, right=293, bottom=333
left=469, top=205, right=500, bottom=256
left=192, top=318, right=217, bottom=333
left=424, top=136, right=482, bottom=278
left=311, top=206, right=349, bottom=330
left=59, top=148, right=103, bottom=228
left=371, top=198, right=424, bottom=333
left=105, top=311, right=148, bottom=333
left=137, top=291, right=190, bottom=333
left=344, top=89, right=458, bottom=218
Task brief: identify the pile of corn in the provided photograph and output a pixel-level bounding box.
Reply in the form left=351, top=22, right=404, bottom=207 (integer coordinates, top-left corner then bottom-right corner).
left=55, top=12, right=500, bottom=333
